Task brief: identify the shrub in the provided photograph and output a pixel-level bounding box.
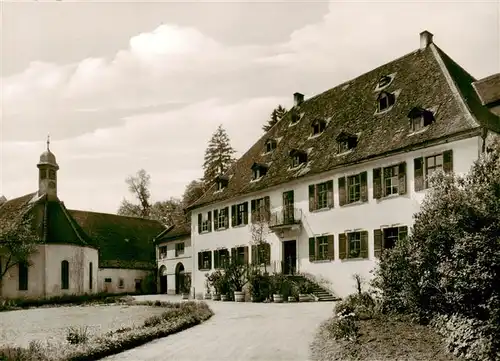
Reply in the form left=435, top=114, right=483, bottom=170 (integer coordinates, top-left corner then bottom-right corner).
left=66, top=326, right=89, bottom=344
left=0, top=341, right=49, bottom=361
left=143, top=315, right=163, bottom=327
left=326, top=313, right=359, bottom=341
left=247, top=267, right=271, bottom=302
left=336, top=292, right=376, bottom=321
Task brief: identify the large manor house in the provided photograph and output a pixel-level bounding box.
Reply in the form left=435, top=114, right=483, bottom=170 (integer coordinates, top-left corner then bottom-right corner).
left=2, top=31, right=500, bottom=300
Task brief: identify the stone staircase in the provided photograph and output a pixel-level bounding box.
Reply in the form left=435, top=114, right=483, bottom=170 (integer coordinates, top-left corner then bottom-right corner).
left=287, top=275, right=340, bottom=302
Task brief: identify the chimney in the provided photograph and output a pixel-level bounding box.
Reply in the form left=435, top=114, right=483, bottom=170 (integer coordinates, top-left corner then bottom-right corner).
left=420, top=30, right=434, bottom=50
left=293, top=92, right=304, bottom=107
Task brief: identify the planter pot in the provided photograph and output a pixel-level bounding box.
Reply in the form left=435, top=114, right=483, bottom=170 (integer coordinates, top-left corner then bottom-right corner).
left=221, top=294, right=229, bottom=302
left=288, top=296, right=296, bottom=303
left=273, top=294, right=284, bottom=303
left=181, top=293, right=189, bottom=300
left=298, top=294, right=310, bottom=302
left=234, top=291, right=245, bottom=302
left=204, top=293, right=212, bottom=300
left=212, top=294, right=221, bottom=301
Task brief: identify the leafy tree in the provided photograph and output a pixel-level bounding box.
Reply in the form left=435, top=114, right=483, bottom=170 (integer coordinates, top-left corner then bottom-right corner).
left=262, top=105, right=287, bottom=132
left=182, top=180, right=205, bottom=209
left=202, top=125, right=236, bottom=188
left=372, top=139, right=500, bottom=359
left=0, top=214, right=39, bottom=289
left=250, top=203, right=272, bottom=273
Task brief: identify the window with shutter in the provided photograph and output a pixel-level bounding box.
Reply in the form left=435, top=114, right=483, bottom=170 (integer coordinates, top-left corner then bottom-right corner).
left=347, top=232, right=361, bottom=258
left=373, top=168, right=382, bottom=199
left=308, top=237, right=316, bottom=262
left=414, top=157, right=424, bottom=191
left=347, top=174, right=361, bottom=203
left=317, top=236, right=329, bottom=261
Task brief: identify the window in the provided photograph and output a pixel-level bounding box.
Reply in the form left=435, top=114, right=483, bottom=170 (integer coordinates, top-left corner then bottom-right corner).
left=251, top=163, right=268, bottom=180
left=215, top=175, right=228, bottom=191
left=289, top=149, right=307, bottom=168
left=231, top=246, right=248, bottom=265
left=377, top=91, right=395, bottom=112
left=373, top=163, right=406, bottom=199
left=308, top=235, right=334, bottom=262
left=348, top=232, right=361, bottom=258
left=251, top=196, right=270, bottom=223
left=214, top=249, right=230, bottom=269
left=48, top=169, right=56, bottom=180
left=336, top=132, right=358, bottom=153
left=411, top=117, right=425, bottom=132
left=414, top=150, right=453, bottom=191
left=308, top=181, right=333, bottom=211
left=159, top=246, right=167, bottom=258
left=89, top=262, right=93, bottom=290
left=198, top=211, right=212, bottom=234
left=198, top=251, right=212, bottom=270
left=374, top=226, right=408, bottom=257
left=265, top=139, right=277, bottom=153
left=290, top=111, right=300, bottom=124
left=175, top=242, right=185, bottom=257
left=61, top=260, right=69, bottom=290
left=378, top=75, right=392, bottom=88
left=104, top=278, right=112, bottom=283
left=338, top=231, right=369, bottom=259
left=39, top=169, right=47, bottom=180
left=347, top=175, right=361, bottom=203
left=214, top=207, right=229, bottom=230
left=18, top=262, right=28, bottom=291
left=252, top=243, right=271, bottom=265
left=118, top=278, right=124, bottom=289
left=408, top=107, right=435, bottom=132
left=231, top=202, right=248, bottom=227
left=311, top=119, right=326, bottom=135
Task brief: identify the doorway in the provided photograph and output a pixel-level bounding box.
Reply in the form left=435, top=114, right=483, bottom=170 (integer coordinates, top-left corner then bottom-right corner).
left=159, top=266, right=167, bottom=294
left=175, top=262, right=185, bottom=295
left=283, top=240, right=297, bottom=275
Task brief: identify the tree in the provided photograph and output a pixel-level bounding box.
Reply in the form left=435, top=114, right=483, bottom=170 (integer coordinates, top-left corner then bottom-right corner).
left=202, top=125, right=236, bottom=188
left=150, top=198, right=185, bottom=226
left=118, top=169, right=151, bottom=218
left=182, top=180, right=206, bottom=209
left=250, top=202, right=272, bottom=273
left=262, top=105, right=287, bottom=132
left=372, top=140, right=500, bottom=359
left=0, top=214, right=39, bottom=291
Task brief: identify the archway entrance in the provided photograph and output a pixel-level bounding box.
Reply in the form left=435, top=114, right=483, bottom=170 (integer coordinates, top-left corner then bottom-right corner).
left=175, top=263, right=185, bottom=295
left=159, top=266, right=167, bottom=294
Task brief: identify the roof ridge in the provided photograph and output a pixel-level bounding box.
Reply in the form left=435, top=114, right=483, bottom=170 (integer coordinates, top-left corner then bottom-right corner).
left=69, top=208, right=163, bottom=224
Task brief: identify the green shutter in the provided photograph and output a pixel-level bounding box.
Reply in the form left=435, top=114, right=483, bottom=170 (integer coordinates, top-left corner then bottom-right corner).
left=360, top=231, right=369, bottom=259
left=443, top=150, right=453, bottom=173
left=373, top=168, right=382, bottom=199
left=398, top=162, right=407, bottom=195
left=338, top=177, right=347, bottom=206
left=243, top=246, right=249, bottom=264
left=207, top=211, right=212, bottom=232
left=327, top=180, right=334, bottom=208
left=208, top=251, right=212, bottom=270
left=224, top=207, right=230, bottom=228
left=251, top=200, right=256, bottom=223
left=243, top=202, right=249, bottom=225
left=308, top=184, right=315, bottom=212
left=327, top=235, right=335, bottom=260
left=197, top=252, right=202, bottom=270
left=338, top=233, right=347, bottom=260
left=264, top=196, right=271, bottom=221
left=308, top=237, right=315, bottom=262
left=230, top=205, right=236, bottom=227
left=398, top=226, right=408, bottom=242
left=360, top=171, right=368, bottom=202
left=231, top=248, right=237, bottom=263
left=213, top=209, right=219, bottom=230
left=197, top=214, right=202, bottom=234
left=414, top=157, right=424, bottom=191
left=374, top=229, right=383, bottom=258
left=214, top=250, right=219, bottom=269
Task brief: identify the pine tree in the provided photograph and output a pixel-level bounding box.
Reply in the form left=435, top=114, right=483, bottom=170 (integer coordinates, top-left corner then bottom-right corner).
left=262, top=105, right=287, bottom=132
left=202, top=125, right=236, bottom=187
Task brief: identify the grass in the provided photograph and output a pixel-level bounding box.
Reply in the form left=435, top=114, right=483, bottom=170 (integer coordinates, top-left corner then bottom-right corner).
left=310, top=315, right=462, bottom=361
left=0, top=300, right=213, bottom=361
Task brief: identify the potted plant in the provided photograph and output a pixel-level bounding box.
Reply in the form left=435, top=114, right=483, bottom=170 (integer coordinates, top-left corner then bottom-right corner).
left=204, top=273, right=212, bottom=300
left=208, top=270, right=223, bottom=301
left=219, top=271, right=232, bottom=301
left=248, top=266, right=270, bottom=303
left=288, top=283, right=299, bottom=302
left=271, top=273, right=286, bottom=303
left=225, top=260, right=249, bottom=302
left=296, top=280, right=313, bottom=302
left=181, top=273, right=191, bottom=300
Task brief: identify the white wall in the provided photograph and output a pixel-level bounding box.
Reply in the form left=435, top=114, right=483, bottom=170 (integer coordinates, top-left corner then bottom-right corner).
left=191, top=136, right=482, bottom=298
left=98, top=268, right=152, bottom=294
left=157, top=236, right=191, bottom=294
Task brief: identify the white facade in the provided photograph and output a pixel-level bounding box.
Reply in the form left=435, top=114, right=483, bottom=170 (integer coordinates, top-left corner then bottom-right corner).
left=157, top=235, right=192, bottom=294
left=98, top=268, right=152, bottom=294
left=191, top=135, right=484, bottom=298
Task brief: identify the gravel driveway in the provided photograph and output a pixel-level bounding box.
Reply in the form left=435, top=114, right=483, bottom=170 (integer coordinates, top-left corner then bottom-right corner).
left=0, top=304, right=166, bottom=348
left=102, top=295, right=334, bottom=361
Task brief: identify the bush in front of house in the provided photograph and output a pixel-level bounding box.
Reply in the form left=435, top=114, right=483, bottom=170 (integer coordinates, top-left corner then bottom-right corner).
left=0, top=301, right=213, bottom=361
left=371, top=139, right=500, bottom=361
left=247, top=267, right=271, bottom=302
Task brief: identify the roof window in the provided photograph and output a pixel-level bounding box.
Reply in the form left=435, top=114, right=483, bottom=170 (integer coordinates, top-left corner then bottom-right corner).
left=289, top=149, right=307, bottom=168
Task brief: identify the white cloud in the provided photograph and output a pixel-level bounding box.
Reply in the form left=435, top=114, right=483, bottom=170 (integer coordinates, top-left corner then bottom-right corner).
left=1, top=0, right=498, bottom=213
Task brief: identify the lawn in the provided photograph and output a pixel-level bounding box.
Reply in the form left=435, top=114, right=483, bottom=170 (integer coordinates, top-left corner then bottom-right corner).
left=0, top=304, right=166, bottom=348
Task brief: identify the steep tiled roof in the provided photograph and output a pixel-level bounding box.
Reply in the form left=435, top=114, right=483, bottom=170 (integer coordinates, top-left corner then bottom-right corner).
left=0, top=193, right=94, bottom=247
left=69, top=210, right=165, bottom=269
left=188, top=42, right=499, bottom=210
left=155, top=222, right=191, bottom=243
left=472, top=73, right=500, bottom=106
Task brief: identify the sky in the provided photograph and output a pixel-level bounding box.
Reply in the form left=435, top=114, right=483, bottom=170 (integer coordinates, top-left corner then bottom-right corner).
left=1, top=0, right=499, bottom=214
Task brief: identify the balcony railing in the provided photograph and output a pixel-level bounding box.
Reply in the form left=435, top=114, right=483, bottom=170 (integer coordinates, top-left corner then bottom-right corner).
left=269, top=207, right=302, bottom=229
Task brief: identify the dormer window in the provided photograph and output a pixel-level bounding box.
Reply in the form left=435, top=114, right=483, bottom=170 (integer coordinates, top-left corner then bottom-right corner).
left=378, top=75, right=392, bottom=88
left=290, top=111, right=301, bottom=124
left=407, top=107, right=435, bottom=132
left=311, top=119, right=326, bottom=136
left=289, top=149, right=307, bottom=168
left=336, top=131, right=358, bottom=153
left=251, top=163, right=268, bottom=180
left=377, top=91, right=396, bottom=112
left=265, top=139, right=277, bottom=153
left=215, top=175, right=229, bottom=191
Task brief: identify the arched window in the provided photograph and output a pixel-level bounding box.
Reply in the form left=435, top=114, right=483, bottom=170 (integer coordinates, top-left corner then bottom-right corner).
left=18, top=262, right=28, bottom=291
left=61, top=260, right=69, bottom=290
left=89, top=262, right=93, bottom=290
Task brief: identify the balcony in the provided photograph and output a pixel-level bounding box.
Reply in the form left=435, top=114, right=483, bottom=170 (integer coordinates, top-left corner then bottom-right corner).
left=269, top=207, right=302, bottom=230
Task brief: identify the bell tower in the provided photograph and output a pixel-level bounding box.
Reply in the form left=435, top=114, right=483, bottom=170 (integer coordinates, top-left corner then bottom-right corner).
left=37, top=135, right=59, bottom=200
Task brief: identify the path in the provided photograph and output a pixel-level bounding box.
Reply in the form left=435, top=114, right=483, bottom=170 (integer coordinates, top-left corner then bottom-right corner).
left=102, top=294, right=334, bottom=361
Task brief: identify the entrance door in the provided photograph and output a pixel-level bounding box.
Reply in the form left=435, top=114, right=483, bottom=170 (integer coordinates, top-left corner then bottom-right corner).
left=175, top=263, right=185, bottom=294
left=282, top=190, right=294, bottom=224
left=159, top=266, right=167, bottom=294
left=283, top=240, right=297, bottom=275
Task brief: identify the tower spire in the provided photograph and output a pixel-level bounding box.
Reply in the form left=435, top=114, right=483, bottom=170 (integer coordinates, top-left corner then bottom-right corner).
left=47, top=133, right=50, bottom=151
